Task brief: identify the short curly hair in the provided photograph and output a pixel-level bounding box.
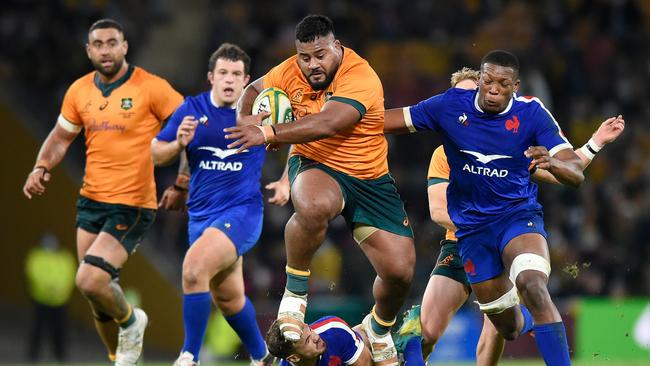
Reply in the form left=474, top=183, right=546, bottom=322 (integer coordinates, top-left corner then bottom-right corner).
left=450, top=67, right=480, bottom=87
left=295, top=14, right=335, bottom=43
left=266, top=319, right=296, bottom=359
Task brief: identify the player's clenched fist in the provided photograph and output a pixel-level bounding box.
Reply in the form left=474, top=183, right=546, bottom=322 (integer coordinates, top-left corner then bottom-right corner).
left=176, top=116, right=199, bottom=147
left=158, top=185, right=188, bottom=212
left=525, top=146, right=552, bottom=170
left=23, top=167, right=51, bottom=199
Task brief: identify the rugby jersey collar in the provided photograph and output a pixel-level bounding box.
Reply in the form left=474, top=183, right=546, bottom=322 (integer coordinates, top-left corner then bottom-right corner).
left=473, top=91, right=514, bottom=115
left=94, top=64, right=135, bottom=97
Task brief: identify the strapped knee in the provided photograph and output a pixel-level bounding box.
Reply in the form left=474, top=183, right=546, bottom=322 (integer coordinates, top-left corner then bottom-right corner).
left=509, top=253, right=551, bottom=284
left=83, top=255, right=120, bottom=280
left=476, top=286, right=519, bottom=315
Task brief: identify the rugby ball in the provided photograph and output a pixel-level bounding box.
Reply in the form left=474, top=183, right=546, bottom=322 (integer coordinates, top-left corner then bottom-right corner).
left=252, top=87, right=295, bottom=126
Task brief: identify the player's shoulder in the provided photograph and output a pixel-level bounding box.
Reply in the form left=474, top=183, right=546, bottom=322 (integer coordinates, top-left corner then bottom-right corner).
left=432, top=145, right=446, bottom=160
left=184, top=91, right=210, bottom=106
left=338, top=47, right=378, bottom=79
left=311, top=316, right=353, bottom=333
left=66, top=71, right=95, bottom=94
left=132, top=66, right=174, bottom=87
left=512, top=94, right=548, bottom=113
left=271, top=54, right=301, bottom=77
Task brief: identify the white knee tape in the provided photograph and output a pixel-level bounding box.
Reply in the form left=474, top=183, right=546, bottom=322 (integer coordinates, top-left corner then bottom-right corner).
left=509, top=253, right=551, bottom=284
left=476, top=286, right=520, bottom=315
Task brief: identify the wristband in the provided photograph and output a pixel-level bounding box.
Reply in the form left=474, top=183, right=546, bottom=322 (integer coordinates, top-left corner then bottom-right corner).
left=175, top=173, right=190, bottom=190
left=255, top=125, right=277, bottom=143
left=33, top=165, right=49, bottom=175
left=586, top=137, right=602, bottom=153
left=173, top=184, right=188, bottom=192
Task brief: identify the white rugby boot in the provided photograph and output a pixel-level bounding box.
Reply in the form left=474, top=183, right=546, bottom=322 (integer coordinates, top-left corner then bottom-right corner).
left=173, top=351, right=199, bottom=366
left=361, top=313, right=398, bottom=366
left=115, top=307, right=148, bottom=366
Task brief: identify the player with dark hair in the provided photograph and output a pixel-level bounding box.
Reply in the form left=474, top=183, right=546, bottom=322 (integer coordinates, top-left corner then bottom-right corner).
left=383, top=50, right=624, bottom=365
left=266, top=317, right=371, bottom=366
left=151, top=43, right=286, bottom=366
left=225, top=14, right=414, bottom=366
left=23, top=18, right=183, bottom=366
left=392, top=68, right=624, bottom=366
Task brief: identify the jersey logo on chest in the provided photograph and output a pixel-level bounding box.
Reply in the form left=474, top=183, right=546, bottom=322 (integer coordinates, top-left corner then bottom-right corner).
left=198, top=146, right=248, bottom=159
left=461, top=150, right=512, bottom=164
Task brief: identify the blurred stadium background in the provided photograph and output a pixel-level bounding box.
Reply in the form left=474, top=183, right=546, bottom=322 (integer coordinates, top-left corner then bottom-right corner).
left=1, top=0, right=649, bottom=365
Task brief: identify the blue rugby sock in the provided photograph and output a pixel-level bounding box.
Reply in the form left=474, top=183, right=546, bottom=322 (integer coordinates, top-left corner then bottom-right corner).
left=533, top=322, right=571, bottom=366
left=182, top=292, right=212, bottom=361
left=403, top=336, right=425, bottom=366
left=520, top=304, right=534, bottom=335
left=225, top=297, right=267, bottom=360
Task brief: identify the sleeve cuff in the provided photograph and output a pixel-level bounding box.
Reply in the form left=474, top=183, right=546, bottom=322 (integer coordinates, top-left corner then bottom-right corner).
left=403, top=107, right=416, bottom=133
left=548, top=142, right=573, bottom=157
left=57, top=114, right=82, bottom=133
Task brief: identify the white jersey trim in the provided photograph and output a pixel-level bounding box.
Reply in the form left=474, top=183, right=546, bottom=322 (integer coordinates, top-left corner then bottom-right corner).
left=314, top=321, right=364, bottom=364
left=514, top=95, right=573, bottom=155
left=57, top=114, right=82, bottom=133
left=403, top=107, right=416, bottom=133
left=548, top=143, right=573, bottom=157
left=473, top=92, right=514, bottom=115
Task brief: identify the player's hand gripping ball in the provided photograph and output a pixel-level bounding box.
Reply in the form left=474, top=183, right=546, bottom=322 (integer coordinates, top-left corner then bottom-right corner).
left=252, top=87, right=294, bottom=151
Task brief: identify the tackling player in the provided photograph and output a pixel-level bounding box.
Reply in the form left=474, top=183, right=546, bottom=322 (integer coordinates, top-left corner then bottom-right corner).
left=393, top=68, right=625, bottom=366
left=384, top=51, right=624, bottom=365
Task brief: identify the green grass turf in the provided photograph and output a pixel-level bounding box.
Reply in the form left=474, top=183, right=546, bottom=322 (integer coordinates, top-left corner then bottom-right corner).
left=3, top=361, right=650, bottom=366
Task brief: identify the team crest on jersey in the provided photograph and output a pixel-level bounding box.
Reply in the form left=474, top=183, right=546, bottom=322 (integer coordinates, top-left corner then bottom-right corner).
left=120, top=98, right=133, bottom=110
left=291, top=90, right=303, bottom=103
left=505, top=115, right=520, bottom=133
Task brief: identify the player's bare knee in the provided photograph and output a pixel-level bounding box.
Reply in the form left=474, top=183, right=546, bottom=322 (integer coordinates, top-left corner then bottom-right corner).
left=420, top=320, right=443, bottom=345
left=75, top=264, right=109, bottom=297
left=517, top=278, right=551, bottom=313
left=498, top=325, right=519, bottom=341
left=182, top=264, right=208, bottom=290
left=382, top=263, right=413, bottom=289
left=215, top=293, right=245, bottom=315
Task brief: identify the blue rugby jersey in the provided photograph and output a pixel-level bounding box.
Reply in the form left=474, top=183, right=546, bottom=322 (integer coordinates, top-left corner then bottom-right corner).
left=279, top=316, right=364, bottom=366
left=406, top=88, right=571, bottom=231
left=156, top=91, right=265, bottom=218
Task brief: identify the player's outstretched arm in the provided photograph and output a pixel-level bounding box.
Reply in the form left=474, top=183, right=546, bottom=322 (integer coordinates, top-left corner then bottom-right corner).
left=428, top=182, right=457, bottom=232
left=225, top=100, right=360, bottom=152
left=23, top=123, right=79, bottom=199
left=151, top=116, right=198, bottom=166
left=383, top=108, right=411, bottom=135
left=532, top=115, right=625, bottom=184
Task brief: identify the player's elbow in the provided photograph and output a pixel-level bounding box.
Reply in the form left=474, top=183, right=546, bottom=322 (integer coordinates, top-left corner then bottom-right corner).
left=569, top=171, right=584, bottom=188
left=430, top=207, right=447, bottom=226
left=150, top=140, right=174, bottom=166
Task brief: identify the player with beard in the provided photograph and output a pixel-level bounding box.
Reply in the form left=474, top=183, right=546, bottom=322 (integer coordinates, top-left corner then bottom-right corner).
left=23, top=19, right=183, bottom=366
left=151, top=43, right=285, bottom=366
left=225, top=15, right=414, bottom=366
